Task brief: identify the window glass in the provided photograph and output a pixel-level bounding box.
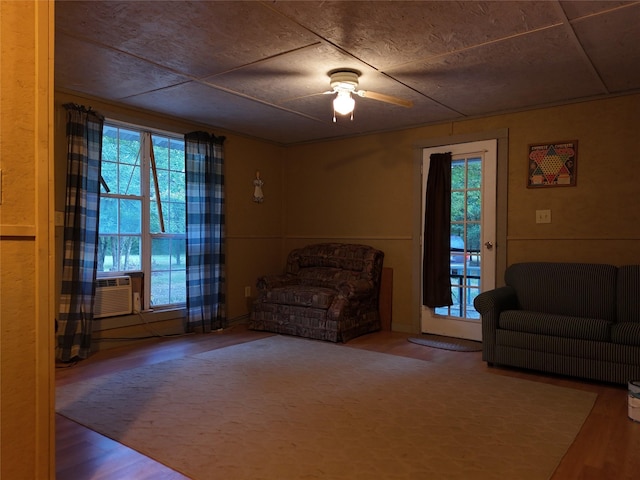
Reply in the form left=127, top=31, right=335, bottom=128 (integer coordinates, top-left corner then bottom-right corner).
left=98, top=235, right=141, bottom=272
left=151, top=237, right=186, bottom=306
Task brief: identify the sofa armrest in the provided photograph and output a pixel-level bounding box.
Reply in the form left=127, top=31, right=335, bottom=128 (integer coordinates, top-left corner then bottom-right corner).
left=473, top=286, right=518, bottom=363
left=474, top=285, right=519, bottom=317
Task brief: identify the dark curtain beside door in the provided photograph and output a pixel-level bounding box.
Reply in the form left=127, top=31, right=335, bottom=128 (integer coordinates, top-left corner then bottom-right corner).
left=423, top=152, right=453, bottom=308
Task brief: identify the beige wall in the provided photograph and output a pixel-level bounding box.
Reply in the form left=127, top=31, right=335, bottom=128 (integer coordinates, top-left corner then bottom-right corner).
left=282, top=130, right=427, bottom=333
left=284, top=94, right=640, bottom=333
left=503, top=97, right=640, bottom=264
left=53, top=92, right=640, bottom=335
left=0, top=1, right=55, bottom=478
left=223, top=134, right=285, bottom=316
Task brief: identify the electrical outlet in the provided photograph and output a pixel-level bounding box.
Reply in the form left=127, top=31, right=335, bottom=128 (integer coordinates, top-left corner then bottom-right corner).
left=535, top=209, right=551, bottom=224
left=55, top=211, right=65, bottom=226
left=133, top=292, right=141, bottom=313
left=244, top=286, right=251, bottom=298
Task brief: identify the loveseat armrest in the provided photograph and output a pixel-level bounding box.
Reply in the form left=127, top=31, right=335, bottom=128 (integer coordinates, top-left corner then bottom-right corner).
left=327, top=279, right=378, bottom=323
left=474, top=286, right=519, bottom=363
left=336, top=279, right=375, bottom=299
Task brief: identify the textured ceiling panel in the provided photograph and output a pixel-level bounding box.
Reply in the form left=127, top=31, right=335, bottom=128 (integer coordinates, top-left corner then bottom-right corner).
left=271, top=1, right=564, bottom=69
left=389, top=24, right=608, bottom=115
left=54, top=0, right=640, bottom=145
left=56, top=1, right=320, bottom=78
left=571, top=4, right=640, bottom=92
left=55, top=32, right=190, bottom=99
left=559, top=1, right=633, bottom=20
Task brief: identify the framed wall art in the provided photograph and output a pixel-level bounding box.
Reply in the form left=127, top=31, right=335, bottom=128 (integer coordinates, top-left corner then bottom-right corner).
left=527, top=140, right=577, bottom=188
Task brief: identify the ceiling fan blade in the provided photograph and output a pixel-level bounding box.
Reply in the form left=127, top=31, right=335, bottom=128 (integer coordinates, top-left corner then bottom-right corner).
left=359, top=90, right=413, bottom=108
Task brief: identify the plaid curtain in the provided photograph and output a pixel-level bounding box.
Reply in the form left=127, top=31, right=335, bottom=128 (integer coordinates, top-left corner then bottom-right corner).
left=56, top=104, right=104, bottom=361
left=423, top=152, right=453, bottom=307
left=185, top=132, right=227, bottom=332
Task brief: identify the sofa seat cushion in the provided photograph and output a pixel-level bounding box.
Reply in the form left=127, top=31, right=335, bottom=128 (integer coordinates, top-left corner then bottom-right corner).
left=499, top=310, right=612, bottom=342
left=263, top=285, right=336, bottom=309
left=611, top=322, right=640, bottom=346
left=495, top=330, right=640, bottom=365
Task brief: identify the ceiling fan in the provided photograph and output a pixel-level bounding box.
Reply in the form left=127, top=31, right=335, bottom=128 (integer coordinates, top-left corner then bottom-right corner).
left=324, top=69, right=413, bottom=121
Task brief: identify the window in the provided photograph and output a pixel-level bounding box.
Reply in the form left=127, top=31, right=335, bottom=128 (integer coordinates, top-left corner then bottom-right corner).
left=99, top=123, right=186, bottom=309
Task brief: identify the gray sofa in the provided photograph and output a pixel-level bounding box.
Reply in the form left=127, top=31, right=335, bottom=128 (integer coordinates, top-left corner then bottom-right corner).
left=474, top=262, right=640, bottom=384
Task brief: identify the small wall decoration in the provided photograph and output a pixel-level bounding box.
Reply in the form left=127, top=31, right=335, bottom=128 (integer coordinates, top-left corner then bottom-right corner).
left=252, top=170, right=264, bottom=203
left=527, top=140, right=577, bottom=188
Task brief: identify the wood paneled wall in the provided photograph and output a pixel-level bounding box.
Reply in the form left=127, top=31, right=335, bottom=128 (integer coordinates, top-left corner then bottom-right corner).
left=0, top=1, right=55, bottom=477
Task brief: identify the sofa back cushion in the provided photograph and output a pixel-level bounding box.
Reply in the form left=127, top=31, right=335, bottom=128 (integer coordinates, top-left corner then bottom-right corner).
left=286, top=243, right=384, bottom=287
left=618, top=265, right=640, bottom=323
left=504, top=262, right=618, bottom=322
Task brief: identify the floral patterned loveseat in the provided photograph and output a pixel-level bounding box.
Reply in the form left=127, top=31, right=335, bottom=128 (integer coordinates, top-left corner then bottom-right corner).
left=248, top=243, right=384, bottom=342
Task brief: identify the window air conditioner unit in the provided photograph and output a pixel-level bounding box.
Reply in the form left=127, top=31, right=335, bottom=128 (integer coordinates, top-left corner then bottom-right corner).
left=94, top=276, right=132, bottom=318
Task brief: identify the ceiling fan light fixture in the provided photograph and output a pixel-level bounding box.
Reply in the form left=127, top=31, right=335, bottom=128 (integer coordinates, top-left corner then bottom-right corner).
left=333, top=90, right=355, bottom=116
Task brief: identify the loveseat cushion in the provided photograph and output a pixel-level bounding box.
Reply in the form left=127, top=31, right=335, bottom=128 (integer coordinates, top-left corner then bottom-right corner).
left=499, top=310, right=612, bottom=342
left=611, top=322, right=640, bottom=346
left=296, top=267, right=360, bottom=288
left=263, top=285, right=336, bottom=309
left=298, top=253, right=365, bottom=271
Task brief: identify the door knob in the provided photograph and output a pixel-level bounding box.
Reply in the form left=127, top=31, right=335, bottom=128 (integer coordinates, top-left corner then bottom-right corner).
left=484, top=241, right=493, bottom=250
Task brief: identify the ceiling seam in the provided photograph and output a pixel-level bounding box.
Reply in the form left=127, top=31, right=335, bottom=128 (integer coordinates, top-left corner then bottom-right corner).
left=201, top=43, right=323, bottom=79
left=260, top=1, right=463, bottom=115
left=569, top=1, right=640, bottom=24
left=554, top=1, right=609, bottom=94
left=382, top=23, right=563, bottom=73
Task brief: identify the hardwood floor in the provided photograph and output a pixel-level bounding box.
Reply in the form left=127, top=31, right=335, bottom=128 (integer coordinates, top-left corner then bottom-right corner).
left=56, top=325, right=639, bottom=479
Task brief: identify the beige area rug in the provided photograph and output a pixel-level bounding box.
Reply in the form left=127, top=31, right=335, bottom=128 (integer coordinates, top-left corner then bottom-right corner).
left=56, top=336, right=596, bottom=480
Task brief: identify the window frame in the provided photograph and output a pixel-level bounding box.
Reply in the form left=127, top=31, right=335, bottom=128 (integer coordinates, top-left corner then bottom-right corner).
left=98, top=120, right=186, bottom=311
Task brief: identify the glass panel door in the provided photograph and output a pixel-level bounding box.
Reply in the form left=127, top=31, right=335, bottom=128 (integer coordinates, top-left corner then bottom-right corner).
left=421, top=139, right=497, bottom=341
